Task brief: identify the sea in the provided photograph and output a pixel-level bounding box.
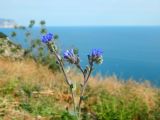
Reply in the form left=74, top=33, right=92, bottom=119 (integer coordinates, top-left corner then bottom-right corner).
left=0, top=26, right=160, bottom=86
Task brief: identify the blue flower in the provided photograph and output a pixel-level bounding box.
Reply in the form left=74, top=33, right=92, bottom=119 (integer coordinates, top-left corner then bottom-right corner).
left=42, top=36, right=48, bottom=43
left=90, top=48, right=103, bottom=64
left=91, top=48, right=103, bottom=58
left=63, top=49, right=74, bottom=59
left=46, top=33, right=53, bottom=41
left=41, top=33, right=53, bottom=43
left=63, top=49, right=79, bottom=64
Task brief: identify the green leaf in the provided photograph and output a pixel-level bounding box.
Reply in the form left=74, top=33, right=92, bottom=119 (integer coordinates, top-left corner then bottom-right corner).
left=73, top=48, right=79, bottom=55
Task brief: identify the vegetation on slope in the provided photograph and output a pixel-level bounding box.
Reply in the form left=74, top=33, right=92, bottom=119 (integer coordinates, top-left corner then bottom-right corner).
left=0, top=38, right=24, bottom=59
left=0, top=58, right=160, bottom=120
left=0, top=20, right=160, bottom=119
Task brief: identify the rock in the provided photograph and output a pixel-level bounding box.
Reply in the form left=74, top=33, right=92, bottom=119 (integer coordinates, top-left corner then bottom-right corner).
left=0, top=18, right=18, bottom=28
left=0, top=37, right=25, bottom=59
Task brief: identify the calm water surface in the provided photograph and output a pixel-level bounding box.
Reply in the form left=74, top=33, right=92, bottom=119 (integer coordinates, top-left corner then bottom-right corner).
left=0, top=26, right=160, bottom=86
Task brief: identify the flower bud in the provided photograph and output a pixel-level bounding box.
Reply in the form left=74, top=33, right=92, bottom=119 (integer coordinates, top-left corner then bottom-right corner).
left=41, top=33, right=53, bottom=43
left=90, top=48, right=103, bottom=64
left=63, top=49, right=79, bottom=64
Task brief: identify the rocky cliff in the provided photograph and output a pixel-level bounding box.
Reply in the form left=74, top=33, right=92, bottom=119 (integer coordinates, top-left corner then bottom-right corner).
left=0, top=18, right=18, bottom=28
left=0, top=37, right=25, bottom=59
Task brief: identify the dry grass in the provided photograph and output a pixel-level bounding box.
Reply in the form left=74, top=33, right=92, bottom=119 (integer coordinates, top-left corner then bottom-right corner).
left=0, top=57, right=159, bottom=119
left=88, top=76, right=157, bottom=109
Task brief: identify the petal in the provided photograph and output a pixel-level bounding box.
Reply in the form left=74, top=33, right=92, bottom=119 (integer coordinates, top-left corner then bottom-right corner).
left=42, top=36, right=47, bottom=43
left=46, top=33, right=53, bottom=41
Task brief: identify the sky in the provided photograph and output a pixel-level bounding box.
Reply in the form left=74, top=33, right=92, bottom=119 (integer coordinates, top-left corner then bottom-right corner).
left=0, top=0, right=160, bottom=26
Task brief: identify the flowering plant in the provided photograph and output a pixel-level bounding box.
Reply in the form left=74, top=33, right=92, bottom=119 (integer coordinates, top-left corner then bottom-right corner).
left=42, top=33, right=103, bottom=119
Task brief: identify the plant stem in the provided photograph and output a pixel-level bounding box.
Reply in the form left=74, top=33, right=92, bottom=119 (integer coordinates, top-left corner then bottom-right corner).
left=77, top=62, right=93, bottom=118
left=70, top=87, right=76, bottom=114
left=50, top=47, right=77, bottom=117
left=76, top=64, right=85, bottom=78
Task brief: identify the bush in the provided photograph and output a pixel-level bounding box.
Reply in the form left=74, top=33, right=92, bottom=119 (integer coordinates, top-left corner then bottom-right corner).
left=92, top=91, right=149, bottom=120
left=0, top=79, right=19, bottom=95
left=0, top=32, right=7, bottom=38
left=60, top=111, right=77, bottom=120
left=19, top=96, right=60, bottom=117
left=10, top=20, right=59, bottom=72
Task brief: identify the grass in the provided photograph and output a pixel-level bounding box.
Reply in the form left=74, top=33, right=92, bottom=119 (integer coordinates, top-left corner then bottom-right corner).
left=0, top=57, right=160, bottom=120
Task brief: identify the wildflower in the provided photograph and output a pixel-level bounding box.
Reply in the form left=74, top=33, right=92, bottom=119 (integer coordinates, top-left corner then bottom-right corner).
left=41, top=33, right=53, bottom=43
left=63, top=49, right=79, bottom=64
left=90, top=48, right=103, bottom=64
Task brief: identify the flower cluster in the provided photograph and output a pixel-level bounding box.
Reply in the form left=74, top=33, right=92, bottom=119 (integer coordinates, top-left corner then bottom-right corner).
left=41, top=32, right=104, bottom=119
left=63, top=49, right=79, bottom=64
left=42, top=33, right=103, bottom=65
left=90, top=48, right=103, bottom=64
left=41, top=33, right=53, bottom=43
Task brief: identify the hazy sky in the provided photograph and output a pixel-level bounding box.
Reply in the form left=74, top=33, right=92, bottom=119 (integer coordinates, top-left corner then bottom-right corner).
left=0, top=0, right=160, bottom=26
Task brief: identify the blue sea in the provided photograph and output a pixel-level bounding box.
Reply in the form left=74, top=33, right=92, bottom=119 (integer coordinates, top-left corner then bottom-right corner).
left=0, top=26, right=160, bottom=86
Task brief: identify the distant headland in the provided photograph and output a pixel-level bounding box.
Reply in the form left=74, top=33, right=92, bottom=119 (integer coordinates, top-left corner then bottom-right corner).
left=0, top=18, right=18, bottom=28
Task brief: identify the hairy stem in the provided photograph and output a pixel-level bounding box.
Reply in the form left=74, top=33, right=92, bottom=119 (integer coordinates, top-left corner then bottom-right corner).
left=78, top=62, right=93, bottom=118
left=76, top=64, right=85, bottom=78
left=49, top=45, right=77, bottom=117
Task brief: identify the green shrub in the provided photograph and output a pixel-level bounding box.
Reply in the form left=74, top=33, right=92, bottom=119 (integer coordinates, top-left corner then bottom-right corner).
left=0, top=49, right=4, bottom=54
left=11, top=47, right=18, bottom=53
left=20, top=83, right=42, bottom=98
left=21, top=84, right=33, bottom=98
left=19, top=102, right=32, bottom=113
left=20, top=96, right=60, bottom=117
left=92, top=91, right=149, bottom=120
left=60, top=111, right=77, bottom=120
left=0, top=79, right=19, bottom=95
left=0, top=32, right=7, bottom=38
left=10, top=20, right=59, bottom=72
